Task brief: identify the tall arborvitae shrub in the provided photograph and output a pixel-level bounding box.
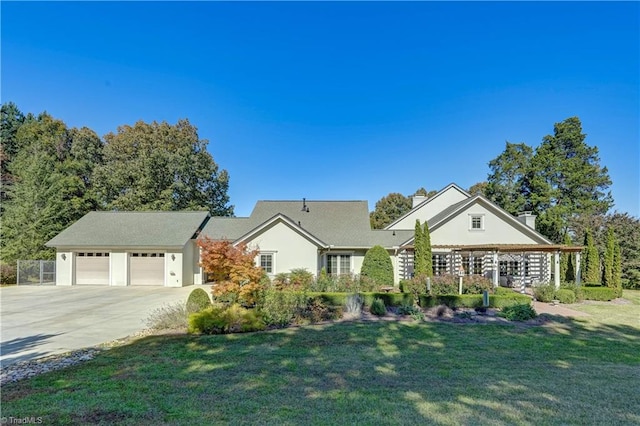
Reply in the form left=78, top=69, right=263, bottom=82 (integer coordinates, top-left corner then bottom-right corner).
left=423, top=221, right=433, bottom=277
left=603, top=227, right=615, bottom=288
left=561, top=233, right=575, bottom=282
left=613, top=239, right=623, bottom=296
left=583, top=228, right=600, bottom=285
left=414, top=220, right=425, bottom=277
left=361, top=245, right=394, bottom=287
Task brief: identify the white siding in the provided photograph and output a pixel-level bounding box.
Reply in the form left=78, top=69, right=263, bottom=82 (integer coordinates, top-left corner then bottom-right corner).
left=247, top=221, right=319, bottom=276
left=431, top=204, right=542, bottom=246
left=55, top=251, right=73, bottom=286
left=388, top=186, right=468, bottom=230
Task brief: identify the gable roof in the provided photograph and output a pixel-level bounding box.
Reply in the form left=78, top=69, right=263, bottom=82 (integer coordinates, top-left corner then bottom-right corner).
left=384, top=183, right=470, bottom=229
left=399, top=195, right=553, bottom=246
left=201, top=200, right=411, bottom=249
left=234, top=213, right=328, bottom=247
left=46, top=211, right=210, bottom=248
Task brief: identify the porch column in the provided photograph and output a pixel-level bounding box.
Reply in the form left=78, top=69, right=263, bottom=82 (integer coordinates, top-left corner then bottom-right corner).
left=492, top=251, right=499, bottom=288
left=575, top=251, right=582, bottom=286
left=553, top=251, right=560, bottom=289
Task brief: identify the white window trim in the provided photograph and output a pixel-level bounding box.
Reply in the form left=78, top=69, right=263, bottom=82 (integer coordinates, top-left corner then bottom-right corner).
left=469, top=214, right=485, bottom=231
left=258, top=251, right=277, bottom=275
left=326, top=252, right=353, bottom=275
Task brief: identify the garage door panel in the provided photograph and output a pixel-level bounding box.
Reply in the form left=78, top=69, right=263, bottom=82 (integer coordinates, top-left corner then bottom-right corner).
left=130, top=256, right=164, bottom=286
left=76, top=256, right=109, bottom=285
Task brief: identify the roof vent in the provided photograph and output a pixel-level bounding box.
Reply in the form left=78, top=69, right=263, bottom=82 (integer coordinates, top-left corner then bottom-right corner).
left=301, top=198, right=309, bottom=212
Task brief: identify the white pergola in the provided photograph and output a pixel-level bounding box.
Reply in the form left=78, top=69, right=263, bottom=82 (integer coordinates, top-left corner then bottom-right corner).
left=399, top=244, right=584, bottom=289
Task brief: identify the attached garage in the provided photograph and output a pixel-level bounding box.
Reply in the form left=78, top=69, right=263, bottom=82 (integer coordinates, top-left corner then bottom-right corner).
left=47, top=211, right=210, bottom=287
left=129, top=253, right=165, bottom=286
left=75, top=252, right=110, bottom=285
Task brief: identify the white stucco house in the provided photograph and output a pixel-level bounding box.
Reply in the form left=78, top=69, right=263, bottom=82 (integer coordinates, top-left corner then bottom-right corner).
left=46, top=183, right=581, bottom=288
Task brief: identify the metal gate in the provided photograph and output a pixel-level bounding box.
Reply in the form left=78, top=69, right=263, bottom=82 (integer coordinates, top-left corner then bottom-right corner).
left=17, top=260, right=56, bottom=285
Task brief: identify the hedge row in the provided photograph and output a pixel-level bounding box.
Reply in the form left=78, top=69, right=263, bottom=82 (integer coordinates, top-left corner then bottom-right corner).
left=418, top=294, right=531, bottom=309
left=308, top=292, right=413, bottom=308
left=307, top=291, right=531, bottom=309
left=582, top=286, right=617, bottom=301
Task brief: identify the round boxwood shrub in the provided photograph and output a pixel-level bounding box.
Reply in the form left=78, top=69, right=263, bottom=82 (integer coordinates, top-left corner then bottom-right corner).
left=360, top=245, right=394, bottom=287
left=555, top=288, right=576, bottom=304
left=186, top=287, right=212, bottom=314
left=370, top=297, right=387, bottom=316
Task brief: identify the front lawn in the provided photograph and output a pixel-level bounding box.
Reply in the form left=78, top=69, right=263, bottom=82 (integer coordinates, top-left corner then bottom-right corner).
left=2, top=317, right=639, bottom=425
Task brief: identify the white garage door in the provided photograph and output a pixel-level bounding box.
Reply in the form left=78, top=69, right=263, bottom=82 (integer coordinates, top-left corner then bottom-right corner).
left=76, top=253, right=110, bottom=285
left=130, top=253, right=165, bottom=286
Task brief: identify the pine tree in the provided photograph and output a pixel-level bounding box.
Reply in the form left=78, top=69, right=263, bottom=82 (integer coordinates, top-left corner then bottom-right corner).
left=583, top=229, right=600, bottom=285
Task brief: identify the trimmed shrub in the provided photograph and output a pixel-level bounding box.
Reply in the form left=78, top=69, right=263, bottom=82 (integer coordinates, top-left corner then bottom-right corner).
left=0, top=263, right=17, bottom=285
left=494, top=287, right=516, bottom=296
left=188, top=304, right=265, bottom=334
left=370, top=298, right=386, bottom=316
left=533, top=284, right=555, bottom=303
left=361, top=292, right=413, bottom=308
left=430, top=275, right=458, bottom=295
left=309, top=292, right=348, bottom=307
left=418, top=294, right=531, bottom=309
left=186, top=288, right=212, bottom=314
left=499, top=304, right=537, bottom=321
left=360, top=245, right=394, bottom=287
left=146, top=302, right=188, bottom=331
left=582, top=286, right=617, bottom=301
left=259, top=290, right=306, bottom=327
left=555, top=289, right=576, bottom=304
left=560, top=283, right=584, bottom=302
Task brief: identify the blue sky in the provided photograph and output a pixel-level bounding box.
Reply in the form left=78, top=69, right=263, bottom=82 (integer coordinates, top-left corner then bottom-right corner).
left=2, top=2, right=638, bottom=217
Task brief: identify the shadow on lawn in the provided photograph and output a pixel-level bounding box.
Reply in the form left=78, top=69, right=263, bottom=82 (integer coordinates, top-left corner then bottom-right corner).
left=2, top=317, right=639, bottom=425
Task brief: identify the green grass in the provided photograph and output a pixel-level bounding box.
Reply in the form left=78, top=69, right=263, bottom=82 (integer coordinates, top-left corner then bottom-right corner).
left=568, top=289, right=640, bottom=328
left=3, top=292, right=640, bottom=425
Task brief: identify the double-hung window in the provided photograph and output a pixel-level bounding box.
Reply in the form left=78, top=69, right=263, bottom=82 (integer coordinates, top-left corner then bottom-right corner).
left=327, top=254, right=351, bottom=275
left=259, top=253, right=274, bottom=274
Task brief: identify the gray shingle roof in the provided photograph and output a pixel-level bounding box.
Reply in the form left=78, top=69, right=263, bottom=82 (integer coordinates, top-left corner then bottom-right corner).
left=46, top=211, right=210, bottom=248
left=201, top=200, right=411, bottom=248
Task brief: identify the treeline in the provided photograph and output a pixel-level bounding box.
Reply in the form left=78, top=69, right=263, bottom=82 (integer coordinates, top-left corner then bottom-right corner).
left=0, top=102, right=233, bottom=265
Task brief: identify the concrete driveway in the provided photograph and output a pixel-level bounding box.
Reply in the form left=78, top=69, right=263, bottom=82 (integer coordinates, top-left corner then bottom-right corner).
left=1, top=285, right=197, bottom=366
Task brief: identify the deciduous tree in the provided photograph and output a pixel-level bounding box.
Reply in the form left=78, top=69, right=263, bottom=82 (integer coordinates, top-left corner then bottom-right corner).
left=94, top=119, right=233, bottom=216
left=198, top=237, right=264, bottom=306
left=370, top=193, right=412, bottom=229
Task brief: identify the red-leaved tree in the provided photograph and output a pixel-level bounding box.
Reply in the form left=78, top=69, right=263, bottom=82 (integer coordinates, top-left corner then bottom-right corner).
left=198, top=237, right=264, bottom=306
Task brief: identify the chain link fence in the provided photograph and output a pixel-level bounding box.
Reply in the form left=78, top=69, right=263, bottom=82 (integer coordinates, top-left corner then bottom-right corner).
left=17, top=260, right=56, bottom=285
